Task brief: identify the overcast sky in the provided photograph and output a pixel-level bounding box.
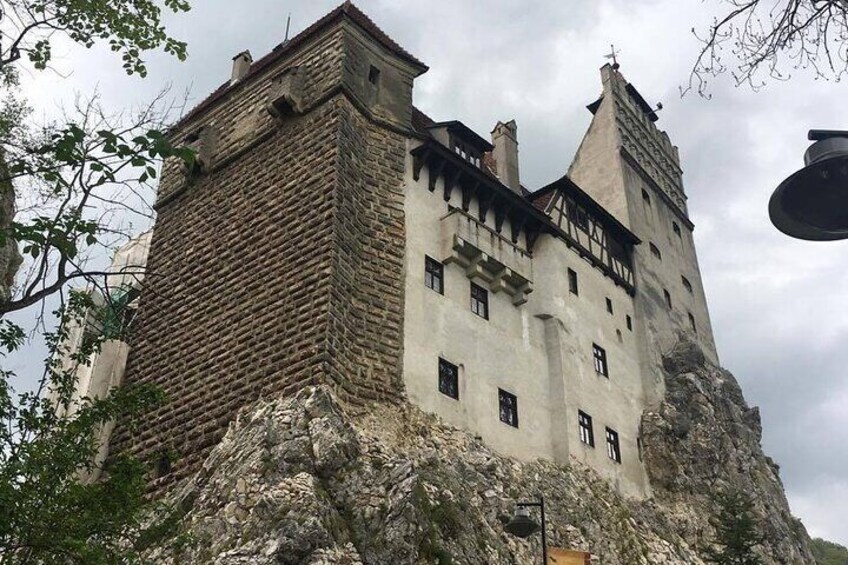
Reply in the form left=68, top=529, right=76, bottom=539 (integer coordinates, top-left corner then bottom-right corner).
left=16, top=0, right=848, bottom=545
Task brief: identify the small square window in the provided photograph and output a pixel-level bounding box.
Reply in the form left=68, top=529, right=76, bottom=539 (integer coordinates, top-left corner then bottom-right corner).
left=425, top=256, right=443, bottom=294
left=606, top=427, right=621, bottom=463
left=688, top=312, right=697, bottom=334
left=673, top=222, right=681, bottom=238
left=368, top=65, right=381, bottom=85
left=626, top=315, right=633, bottom=331
left=664, top=289, right=672, bottom=309
left=470, top=283, right=489, bottom=320
left=438, top=358, right=459, bottom=400
left=649, top=242, right=662, bottom=260
left=499, top=389, right=518, bottom=428
left=593, top=343, right=608, bottom=377
left=606, top=298, right=613, bottom=314
left=568, top=268, right=578, bottom=296
left=681, top=275, right=693, bottom=294
left=578, top=410, right=594, bottom=447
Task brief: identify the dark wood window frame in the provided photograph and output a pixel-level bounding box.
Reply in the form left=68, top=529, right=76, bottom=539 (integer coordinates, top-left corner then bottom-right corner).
left=606, top=427, right=621, bottom=463
left=593, top=343, right=609, bottom=377
left=438, top=358, right=459, bottom=400
left=578, top=410, right=594, bottom=447
left=470, top=282, right=489, bottom=320
left=568, top=268, right=579, bottom=296
left=425, top=256, right=444, bottom=294
left=498, top=388, right=519, bottom=428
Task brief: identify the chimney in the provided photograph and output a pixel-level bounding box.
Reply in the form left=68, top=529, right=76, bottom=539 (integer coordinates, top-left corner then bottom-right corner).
left=492, top=120, right=520, bottom=192
left=230, top=50, right=253, bottom=84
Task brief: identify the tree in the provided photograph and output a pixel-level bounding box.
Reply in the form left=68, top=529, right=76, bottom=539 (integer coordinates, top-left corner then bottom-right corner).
left=0, top=1, right=194, bottom=562
left=810, top=537, right=848, bottom=565
left=687, top=0, right=848, bottom=96
left=703, top=489, right=765, bottom=565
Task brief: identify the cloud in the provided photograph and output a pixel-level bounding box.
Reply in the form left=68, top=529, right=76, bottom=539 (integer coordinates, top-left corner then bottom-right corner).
left=14, top=0, right=848, bottom=545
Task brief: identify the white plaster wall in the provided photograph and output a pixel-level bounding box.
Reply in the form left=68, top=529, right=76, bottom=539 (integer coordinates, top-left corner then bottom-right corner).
left=402, top=141, right=649, bottom=498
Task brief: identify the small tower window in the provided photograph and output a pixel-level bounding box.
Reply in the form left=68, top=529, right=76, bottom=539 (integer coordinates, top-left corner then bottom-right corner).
left=438, top=358, right=459, bottom=400
left=688, top=312, right=697, bottom=333
left=642, top=189, right=651, bottom=206
left=673, top=222, right=682, bottom=238
left=498, top=389, right=519, bottom=428
left=664, top=289, right=672, bottom=309
left=593, top=344, right=608, bottom=377
left=578, top=411, right=595, bottom=447
left=470, top=283, right=489, bottom=320
left=606, top=428, right=621, bottom=463
left=626, top=315, right=633, bottom=331
left=568, top=268, right=579, bottom=296
left=681, top=275, right=693, bottom=294
left=368, top=65, right=381, bottom=85
left=649, top=243, right=662, bottom=260
left=424, top=256, right=444, bottom=294
left=606, top=298, right=613, bottom=314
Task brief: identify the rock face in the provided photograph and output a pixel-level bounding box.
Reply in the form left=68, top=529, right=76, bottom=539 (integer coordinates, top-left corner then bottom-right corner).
left=640, top=340, right=814, bottom=563
left=145, top=342, right=813, bottom=564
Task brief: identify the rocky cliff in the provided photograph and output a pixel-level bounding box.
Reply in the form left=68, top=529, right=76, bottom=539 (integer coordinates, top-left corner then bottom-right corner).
left=144, top=342, right=814, bottom=564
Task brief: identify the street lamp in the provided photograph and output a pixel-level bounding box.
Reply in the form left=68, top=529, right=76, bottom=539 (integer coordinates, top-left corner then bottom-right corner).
left=504, top=496, right=548, bottom=564
left=769, top=129, right=848, bottom=241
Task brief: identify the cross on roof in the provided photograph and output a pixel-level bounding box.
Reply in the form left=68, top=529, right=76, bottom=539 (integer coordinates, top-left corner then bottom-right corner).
left=604, top=44, right=621, bottom=70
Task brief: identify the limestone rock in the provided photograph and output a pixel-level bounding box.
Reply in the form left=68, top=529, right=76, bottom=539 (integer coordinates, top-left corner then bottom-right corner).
left=144, top=344, right=813, bottom=564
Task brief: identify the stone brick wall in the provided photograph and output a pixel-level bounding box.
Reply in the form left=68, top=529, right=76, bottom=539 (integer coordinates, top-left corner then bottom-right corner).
left=112, top=20, right=416, bottom=491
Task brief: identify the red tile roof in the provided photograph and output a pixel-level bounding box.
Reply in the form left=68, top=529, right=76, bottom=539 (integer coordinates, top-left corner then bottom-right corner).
left=174, top=1, right=427, bottom=130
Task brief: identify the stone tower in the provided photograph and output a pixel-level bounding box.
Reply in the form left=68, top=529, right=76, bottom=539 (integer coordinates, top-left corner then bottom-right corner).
left=111, top=2, right=428, bottom=490
left=569, top=64, right=718, bottom=406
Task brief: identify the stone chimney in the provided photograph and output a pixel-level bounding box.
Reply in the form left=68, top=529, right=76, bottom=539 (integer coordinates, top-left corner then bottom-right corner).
left=492, top=120, right=520, bottom=192
left=230, top=50, right=253, bottom=85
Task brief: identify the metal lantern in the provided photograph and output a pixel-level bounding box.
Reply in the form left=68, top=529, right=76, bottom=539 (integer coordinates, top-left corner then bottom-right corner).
left=769, top=130, right=848, bottom=241
left=504, top=505, right=540, bottom=538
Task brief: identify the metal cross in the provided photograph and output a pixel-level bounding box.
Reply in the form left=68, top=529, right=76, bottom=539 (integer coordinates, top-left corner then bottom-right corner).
left=604, top=44, right=621, bottom=69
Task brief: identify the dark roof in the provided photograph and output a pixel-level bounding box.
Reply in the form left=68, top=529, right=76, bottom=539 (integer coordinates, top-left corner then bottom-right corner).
left=534, top=175, right=640, bottom=245
left=624, top=83, right=659, bottom=122
left=411, top=106, right=436, bottom=133
left=174, top=1, right=428, bottom=130
left=426, top=120, right=494, bottom=152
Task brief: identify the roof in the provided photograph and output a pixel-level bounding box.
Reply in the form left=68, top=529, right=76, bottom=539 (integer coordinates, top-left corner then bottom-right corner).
left=426, top=120, right=494, bottom=152
left=174, top=1, right=428, bottom=130
left=534, top=175, right=640, bottom=245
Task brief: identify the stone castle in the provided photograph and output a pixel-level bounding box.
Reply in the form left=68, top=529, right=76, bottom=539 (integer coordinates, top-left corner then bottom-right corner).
left=67, top=2, right=720, bottom=501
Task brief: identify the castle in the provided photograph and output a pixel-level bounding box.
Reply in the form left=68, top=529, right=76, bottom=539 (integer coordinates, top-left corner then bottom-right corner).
left=65, top=2, right=719, bottom=499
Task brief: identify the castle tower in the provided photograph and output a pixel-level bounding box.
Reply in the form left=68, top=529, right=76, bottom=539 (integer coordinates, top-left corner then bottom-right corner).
left=569, top=64, right=718, bottom=406
left=112, top=3, right=428, bottom=489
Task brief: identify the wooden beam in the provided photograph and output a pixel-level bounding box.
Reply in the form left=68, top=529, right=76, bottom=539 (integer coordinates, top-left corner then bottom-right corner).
left=510, top=214, right=527, bottom=244
left=494, top=204, right=507, bottom=234
left=479, top=193, right=495, bottom=223
left=428, top=159, right=446, bottom=193
left=444, top=168, right=462, bottom=202
left=412, top=147, right=430, bottom=181
left=462, top=181, right=478, bottom=212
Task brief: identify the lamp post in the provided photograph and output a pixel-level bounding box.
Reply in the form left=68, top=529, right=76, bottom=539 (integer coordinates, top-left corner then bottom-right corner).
left=769, top=129, right=848, bottom=240
left=504, top=496, right=548, bottom=564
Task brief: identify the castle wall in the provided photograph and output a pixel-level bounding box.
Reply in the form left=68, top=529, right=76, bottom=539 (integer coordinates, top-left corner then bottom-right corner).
left=113, top=20, right=417, bottom=490
left=402, top=148, right=649, bottom=498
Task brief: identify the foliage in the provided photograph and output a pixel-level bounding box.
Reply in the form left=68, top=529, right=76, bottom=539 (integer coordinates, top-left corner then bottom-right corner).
left=811, top=537, right=848, bottom=565
left=687, top=0, right=848, bottom=95
left=702, top=489, right=765, bottom=565
left=0, top=0, right=191, bottom=76
left=0, top=291, right=165, bottom=563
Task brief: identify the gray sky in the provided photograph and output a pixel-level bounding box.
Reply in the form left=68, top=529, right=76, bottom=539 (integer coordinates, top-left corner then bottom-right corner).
left=17, top=0, right=848, bottom=545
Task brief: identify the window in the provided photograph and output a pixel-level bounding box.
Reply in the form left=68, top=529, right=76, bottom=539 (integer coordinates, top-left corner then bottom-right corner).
left=616, top=329, right=623, bottom=343
left=605, top=298, right=613, bottom=314
left=641, top=189, right=651, bottom=206
left=438, top=358, right=459, bottom=400
left=606, top=427, right=621, bottom=463
left=578, top=411, right=594, bottom=447
left=664, top=289, right=672, bottom=309
left=673, top=222, right=681, bottom=238
left=688, top=312, right=697, bottom=333
left=470, top=283, right=489, bottom=319
left=425, top=256, right=444, bottom=294
left=649, top=242, right=662, bottom=260
left=592, top=343, right=608, bottom=377
left=498, top=389, right=518, bottom=428
left=568, top=268, right=578, bottom=295
left=368, top=65, right=381, bottom=85
left=681, top=275, right=693, bottom=294
left=626, top=315, right=633, bottom=331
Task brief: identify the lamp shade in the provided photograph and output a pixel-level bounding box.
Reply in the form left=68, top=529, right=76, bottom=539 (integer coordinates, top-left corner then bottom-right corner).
left=504, top=505, right=540, bottom=538
left=769, top=131, right=848, bottom=241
